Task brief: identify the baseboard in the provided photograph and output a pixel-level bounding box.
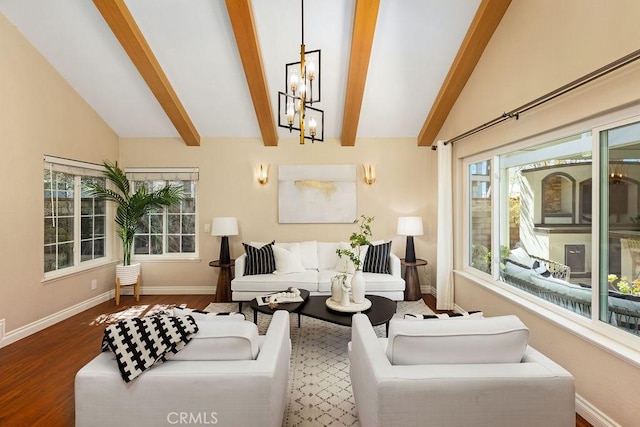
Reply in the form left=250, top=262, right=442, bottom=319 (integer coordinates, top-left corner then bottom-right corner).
left=420, top=285, right=435, bottom=296
left=576, top=393, right=620, bottom=427
left=0, top=291, right=113, bottom=349
left=1, top=286, right=215, bottom=348
left=119, top=285, right=216, bottom=295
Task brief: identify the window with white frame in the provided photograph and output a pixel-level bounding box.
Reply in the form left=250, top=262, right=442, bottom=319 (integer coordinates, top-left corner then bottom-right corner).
left=466, top=116, right=640, bottom=338
left=469, top=160, right=493, bottom=274
left=44, top=157, right=108, bottom=275
left=126, top=168, right=199, bottom=258
left=498, top=132, right=594, bottom=320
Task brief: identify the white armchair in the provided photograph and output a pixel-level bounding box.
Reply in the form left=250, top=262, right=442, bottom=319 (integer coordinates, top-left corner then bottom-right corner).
left=348, top=313, right=575, bottom=427
left=75, top=310, right=291, bottom=427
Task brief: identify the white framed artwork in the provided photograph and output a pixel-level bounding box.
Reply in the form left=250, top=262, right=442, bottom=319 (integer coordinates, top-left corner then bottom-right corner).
left=278, top=164, right=357, bottom=223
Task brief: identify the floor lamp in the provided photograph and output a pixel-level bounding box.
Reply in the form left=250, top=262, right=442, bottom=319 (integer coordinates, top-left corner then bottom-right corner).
left=397, top=216, right=423, bottom=263
left=212, top=217, right=238, bottom=265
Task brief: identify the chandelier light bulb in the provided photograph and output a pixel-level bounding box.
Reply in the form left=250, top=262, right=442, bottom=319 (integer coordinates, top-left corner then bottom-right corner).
left=309, top=116, right=317, bottom=136
left=306, top=59, right=315, bottom=81
left=299, top=80, right=306, bottom=100
left=286, top=100, right=295, bottom=125
left=289, top=69, right=299, bottom=93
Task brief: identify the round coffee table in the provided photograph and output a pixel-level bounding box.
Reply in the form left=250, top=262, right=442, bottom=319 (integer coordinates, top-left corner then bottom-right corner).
left=298, top=295, right=397, bottom=336
left=249, top=289, right=310, bottom=325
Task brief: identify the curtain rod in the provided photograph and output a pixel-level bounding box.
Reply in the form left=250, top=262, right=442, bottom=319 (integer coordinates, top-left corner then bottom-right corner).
left=431, top=48, right=640, bottom=151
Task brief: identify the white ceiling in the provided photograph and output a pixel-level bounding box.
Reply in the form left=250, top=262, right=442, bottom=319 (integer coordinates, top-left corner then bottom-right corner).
left=0, top=0, right=481, bottom=141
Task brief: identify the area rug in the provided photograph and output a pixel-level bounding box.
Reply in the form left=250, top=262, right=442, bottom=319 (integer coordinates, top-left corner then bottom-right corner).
left=203, top=299, right=434, bottom=427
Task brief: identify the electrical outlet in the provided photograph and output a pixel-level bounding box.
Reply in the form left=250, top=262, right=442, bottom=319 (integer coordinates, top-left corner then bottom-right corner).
left=204, top=223, right=211, bottom=233
left=91, top=279, right=97, bottom=290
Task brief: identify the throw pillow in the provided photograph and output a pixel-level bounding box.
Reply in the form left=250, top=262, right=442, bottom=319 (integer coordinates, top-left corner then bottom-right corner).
left=532, top=260, right=551, bottom=277
left=272, top=244, right=306, bottom=274
left=509, top=247, right=534, bottom=268
left=363, top=241, right=392, bottom=274
left=170, top=320, right=260, bottom=361
left=243, top=241, right=276, bottom=275
left=386, top=315, right=530, bottom=365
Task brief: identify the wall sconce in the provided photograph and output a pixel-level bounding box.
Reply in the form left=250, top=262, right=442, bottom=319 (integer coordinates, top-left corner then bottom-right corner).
left=362, top=163, right=376, bottom=185
left=257, top=164, right=269, bottom=185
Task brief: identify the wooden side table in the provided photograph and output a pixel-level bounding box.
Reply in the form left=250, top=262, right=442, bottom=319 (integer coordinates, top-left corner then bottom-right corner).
left=401, top=258, right=428, bottom=301
left=209, top=259, right=235, bottom=303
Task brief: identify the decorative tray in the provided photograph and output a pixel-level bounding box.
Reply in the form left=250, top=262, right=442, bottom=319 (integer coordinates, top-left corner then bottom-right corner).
left=325, top=297, right=372, bottom=313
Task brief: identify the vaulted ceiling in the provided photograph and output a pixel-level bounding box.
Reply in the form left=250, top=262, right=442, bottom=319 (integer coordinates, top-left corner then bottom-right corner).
left=0, top=0, right=511, bottom=146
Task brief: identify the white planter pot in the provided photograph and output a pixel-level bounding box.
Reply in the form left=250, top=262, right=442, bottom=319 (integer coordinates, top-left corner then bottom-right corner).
left=351, top=270, right=366, bottom=304
left=116, top=263, right=140, bottom=286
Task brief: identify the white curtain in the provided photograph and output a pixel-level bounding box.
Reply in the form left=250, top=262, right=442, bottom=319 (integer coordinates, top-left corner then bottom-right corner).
left=436, top=140, right=454, bottom=310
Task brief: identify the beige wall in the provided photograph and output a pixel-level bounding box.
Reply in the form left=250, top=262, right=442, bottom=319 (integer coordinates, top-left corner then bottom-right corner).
left=119, top=137, right=434, bottom=291
left=435, top=0, right=640, bottom=425
left=0, top=12, right=119, bottom=333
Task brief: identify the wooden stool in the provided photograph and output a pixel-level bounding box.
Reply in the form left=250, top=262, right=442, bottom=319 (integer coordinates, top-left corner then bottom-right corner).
left=115, top=275, right=140, bottom=305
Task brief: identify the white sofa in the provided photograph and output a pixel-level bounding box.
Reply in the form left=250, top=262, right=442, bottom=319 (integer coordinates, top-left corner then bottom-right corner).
left=231, top=241, right=406, bottom=302
left=349, top=313, right=575, bottom=427
left=75, top=311, right=291, bottom=427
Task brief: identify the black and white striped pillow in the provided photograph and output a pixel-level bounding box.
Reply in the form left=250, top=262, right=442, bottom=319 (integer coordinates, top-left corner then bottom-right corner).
left=243, top=241, right=276, bottom=275
left=363, top=241, right=392, bottom=274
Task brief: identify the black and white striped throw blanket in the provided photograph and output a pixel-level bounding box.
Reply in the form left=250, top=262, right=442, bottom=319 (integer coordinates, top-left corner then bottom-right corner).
left=101, top=315, right=199, bottom=383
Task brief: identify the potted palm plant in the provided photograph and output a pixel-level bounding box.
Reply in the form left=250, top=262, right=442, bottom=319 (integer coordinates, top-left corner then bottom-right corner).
left=86, top=161, right=184, bottom=293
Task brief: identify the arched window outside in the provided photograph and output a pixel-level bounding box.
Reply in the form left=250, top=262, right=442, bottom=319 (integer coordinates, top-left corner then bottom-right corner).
left=541, top=172, right=575, bottom=224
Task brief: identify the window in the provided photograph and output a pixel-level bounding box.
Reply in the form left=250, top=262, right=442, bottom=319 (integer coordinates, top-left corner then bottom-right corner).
left=465, top=116, right=640, bottom=338
left=469, top=160, right=493, bottom=274
left=599, top=120, right=640, bottom=334
left=499, top=133, right=593, bottom=319
left=44, top=157, right=108, bottom=276
left=126, top=168, right=199, bottom=258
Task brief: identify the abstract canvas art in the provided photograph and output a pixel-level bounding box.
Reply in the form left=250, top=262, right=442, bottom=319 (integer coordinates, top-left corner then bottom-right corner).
left=278, top=164, right=356, bottom=223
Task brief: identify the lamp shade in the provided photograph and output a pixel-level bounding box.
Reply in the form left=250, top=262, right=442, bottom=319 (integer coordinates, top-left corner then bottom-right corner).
left=212, top=217, right=238, bottom=236
left=397, top=217, right=424, bottom=236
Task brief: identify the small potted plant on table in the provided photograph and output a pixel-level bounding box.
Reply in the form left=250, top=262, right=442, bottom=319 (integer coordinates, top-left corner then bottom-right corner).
left=336, top=215, right=374, bottom=304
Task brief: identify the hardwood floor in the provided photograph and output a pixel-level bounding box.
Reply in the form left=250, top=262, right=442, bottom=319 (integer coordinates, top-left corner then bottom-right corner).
left=0, top=294, right=592, bottom=426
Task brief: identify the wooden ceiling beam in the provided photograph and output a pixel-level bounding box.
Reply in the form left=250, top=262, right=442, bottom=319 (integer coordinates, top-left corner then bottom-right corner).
left=225, top=0, right=278, bottom=147
left=341, top=0, right=380, bottom=146
left=93, top=0, right=201, bottom=146
left=417, top=0, right=511, bottom=147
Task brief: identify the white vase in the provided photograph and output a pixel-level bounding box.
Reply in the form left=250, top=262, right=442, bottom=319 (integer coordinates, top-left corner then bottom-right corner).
left=351, top=270, right=365, bottom=304
left=331, top=276, right=343, bottom=302
left=341, top=281, right=351, bottom=307
left=116, top=263, right=140, bottom=286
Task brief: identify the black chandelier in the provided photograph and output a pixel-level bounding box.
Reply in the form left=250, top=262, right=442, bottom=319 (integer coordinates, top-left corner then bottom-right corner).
left=277, top=0, right=324, bottom=144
